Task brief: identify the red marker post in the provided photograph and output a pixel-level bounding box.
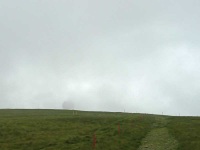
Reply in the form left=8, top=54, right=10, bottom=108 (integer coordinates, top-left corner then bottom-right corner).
left=93, top=133, right=96, bottom=149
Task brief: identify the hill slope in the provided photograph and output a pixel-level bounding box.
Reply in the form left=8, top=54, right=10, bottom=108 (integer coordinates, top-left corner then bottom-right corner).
left=0, top=109, right=199, bottom=150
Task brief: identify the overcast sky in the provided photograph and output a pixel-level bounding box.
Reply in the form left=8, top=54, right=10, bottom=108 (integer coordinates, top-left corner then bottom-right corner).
left=1, top=0, right=200, bottom=116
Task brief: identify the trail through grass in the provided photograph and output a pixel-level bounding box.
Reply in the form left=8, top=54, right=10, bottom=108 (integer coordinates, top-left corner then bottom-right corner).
left=0, top=109, right=200, bottom=149
left=0, top=109, right=155, bottom=150
left=138, top=117, right=178, bottom=150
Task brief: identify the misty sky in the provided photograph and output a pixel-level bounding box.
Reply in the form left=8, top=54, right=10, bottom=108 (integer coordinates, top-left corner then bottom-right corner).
left=1, top=0, right=200, bottom=116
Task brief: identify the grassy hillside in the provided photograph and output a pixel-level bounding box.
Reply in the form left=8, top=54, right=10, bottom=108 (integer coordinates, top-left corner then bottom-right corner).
left=0, top=109, right=199, bottom=150
left=0, top=109, right=155, bottom=150
left=167, top=116, right=200, bottom=150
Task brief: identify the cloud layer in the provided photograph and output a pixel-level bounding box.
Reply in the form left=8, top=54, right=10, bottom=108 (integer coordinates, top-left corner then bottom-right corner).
left=1, top=0, right=200, bottom=116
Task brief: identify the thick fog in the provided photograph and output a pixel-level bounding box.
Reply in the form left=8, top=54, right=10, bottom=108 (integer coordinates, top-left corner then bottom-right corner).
left=1, top=0, right=200, bottom=116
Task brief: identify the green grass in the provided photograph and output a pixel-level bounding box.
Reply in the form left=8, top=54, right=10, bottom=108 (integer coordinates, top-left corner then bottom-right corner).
left=0, top=109, right=155, bottom=150
left=167, top=116, right=200, bottom=150
left=0, top=109, right=200, bottom=150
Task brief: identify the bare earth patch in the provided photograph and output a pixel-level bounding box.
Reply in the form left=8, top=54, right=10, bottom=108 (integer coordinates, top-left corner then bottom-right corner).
left=138, top=117, right=178, bottom=150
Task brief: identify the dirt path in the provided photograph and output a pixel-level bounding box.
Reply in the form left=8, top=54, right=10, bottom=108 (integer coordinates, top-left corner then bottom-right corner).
left=137, top=117, right=178, bottom=150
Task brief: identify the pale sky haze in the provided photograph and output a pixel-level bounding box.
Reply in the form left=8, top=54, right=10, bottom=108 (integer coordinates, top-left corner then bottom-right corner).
left=1, top=0, right=200, bottom=116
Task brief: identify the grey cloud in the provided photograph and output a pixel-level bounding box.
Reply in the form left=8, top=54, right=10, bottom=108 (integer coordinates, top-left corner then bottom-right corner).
left=1, top=0, right=200, bottom=115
